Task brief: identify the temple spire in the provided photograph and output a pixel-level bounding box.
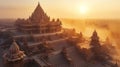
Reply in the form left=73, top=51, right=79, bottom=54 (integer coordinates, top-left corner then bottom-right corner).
left=90, top=30, right=100, bottom=47
left=91, top=30, right=99, bottom=40
left=34, top=2, right=44, bottom=13
left=9, top=40, right=20, bottom=54
left=37, top=2, right=40, bottom=9
left=38, top=2, right=40, bottom=6
left=93, top=30, right=97, bottom=36
left=30, top=2, right=49, bottom=22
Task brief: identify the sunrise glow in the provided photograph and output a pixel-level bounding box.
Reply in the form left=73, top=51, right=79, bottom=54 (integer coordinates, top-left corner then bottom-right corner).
left=79, top=5, right=88, bottom=14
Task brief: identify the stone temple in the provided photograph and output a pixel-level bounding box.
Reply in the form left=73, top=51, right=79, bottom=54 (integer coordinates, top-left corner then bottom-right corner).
left=15, top=2, right=62, bottom=34
left=2, top=2, right=118, bottom=67
left=3, top=3, right=117, bottom=67
left=3, top=40, right=26, bottom=67
left=2, top=2, right=77, bottom=67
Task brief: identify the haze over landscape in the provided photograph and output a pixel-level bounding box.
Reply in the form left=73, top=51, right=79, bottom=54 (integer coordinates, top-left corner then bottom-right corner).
left=0, top=0, right=120, bottom=50
left=0, top=0, right=120, bottom=48
left=0, top=0, right=120, bottom=67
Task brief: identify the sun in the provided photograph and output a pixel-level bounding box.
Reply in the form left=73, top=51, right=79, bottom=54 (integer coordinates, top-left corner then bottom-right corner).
left=79, top=5, right=88, bottom=14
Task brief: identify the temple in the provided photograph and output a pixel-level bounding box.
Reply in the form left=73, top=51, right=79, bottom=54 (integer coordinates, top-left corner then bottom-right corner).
left=15, top=2, right=62, bottom=34
left=3, top=40, right=26, bottom=62
left=3, top=40, right=26, bottom=67
left=1, top=2, right=117, bottom=67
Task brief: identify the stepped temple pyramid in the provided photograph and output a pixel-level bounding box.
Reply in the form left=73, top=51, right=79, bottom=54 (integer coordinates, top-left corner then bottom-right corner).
left=15, top=2, right=62, bottom=34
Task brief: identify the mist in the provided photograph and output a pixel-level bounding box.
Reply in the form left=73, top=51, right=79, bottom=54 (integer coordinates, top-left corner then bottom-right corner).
left=61, top=18, right=120, bottom=62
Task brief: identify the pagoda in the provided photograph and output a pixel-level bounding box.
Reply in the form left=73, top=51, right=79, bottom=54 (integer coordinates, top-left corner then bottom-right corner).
left=15, top=2, right=62, bottom=34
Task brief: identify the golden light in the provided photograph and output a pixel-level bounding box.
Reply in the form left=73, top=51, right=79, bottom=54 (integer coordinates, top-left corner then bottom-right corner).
left=84, top=27, right=94, bottom=37
left=79, top=5, right=88, bottom=14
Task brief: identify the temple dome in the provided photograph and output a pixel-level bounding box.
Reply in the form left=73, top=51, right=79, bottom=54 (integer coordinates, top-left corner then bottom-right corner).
left=3, top=40, right=26, bottom=62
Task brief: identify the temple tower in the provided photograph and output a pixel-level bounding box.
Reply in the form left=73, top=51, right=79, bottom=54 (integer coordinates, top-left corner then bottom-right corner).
left=15, top=2, right=62, bottom=34
left=3, top=40, right=26, bottom=67
left=30, top=2, right=50, bottom=23
left=90, top=30, right=100, bottom=47
left=90, top=30, right=101, bottom=61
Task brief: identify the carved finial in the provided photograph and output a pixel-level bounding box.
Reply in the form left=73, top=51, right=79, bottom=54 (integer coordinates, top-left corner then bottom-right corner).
left=93, top=29, right=97, bottom=35
left=38, top=2, right=40, bottom=6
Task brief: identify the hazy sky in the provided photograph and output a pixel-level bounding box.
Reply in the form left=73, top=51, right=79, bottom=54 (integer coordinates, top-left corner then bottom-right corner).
left=0, top=0, right=120, bottom=19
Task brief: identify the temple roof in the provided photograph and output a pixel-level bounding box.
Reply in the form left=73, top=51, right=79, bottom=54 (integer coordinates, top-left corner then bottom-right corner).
left=30, top=2, right=49, bottom=22
left=93, top=30, right=97, bottom=36
left=33, top=2, right=45, bottom=16
left=91, top=30, right=99, bottom=39
left=9, top=40, right=20, bottom=54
